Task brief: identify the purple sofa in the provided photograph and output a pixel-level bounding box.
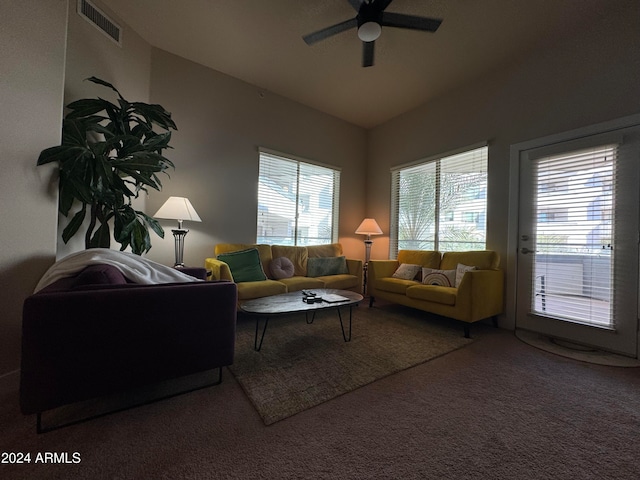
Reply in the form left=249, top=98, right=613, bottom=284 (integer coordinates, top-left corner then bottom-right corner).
left=20, top=264, right=237, bottom=432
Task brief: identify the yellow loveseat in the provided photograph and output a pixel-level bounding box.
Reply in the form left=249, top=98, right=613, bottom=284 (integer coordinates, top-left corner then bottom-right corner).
left=368, top=250, right=504, bottom=337
left=205, top=243, right=363, bottom=301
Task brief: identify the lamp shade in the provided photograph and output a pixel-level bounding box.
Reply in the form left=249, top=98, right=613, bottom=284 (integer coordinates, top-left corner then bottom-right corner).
left=355, top=218, right=383, bottom=235
left=153, top=197, right=201, bottom=222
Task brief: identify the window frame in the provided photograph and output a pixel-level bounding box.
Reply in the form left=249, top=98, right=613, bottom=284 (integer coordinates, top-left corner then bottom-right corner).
left=389, top=144, right=488, bottom=258
left=257, top=148, right=341, bottom=246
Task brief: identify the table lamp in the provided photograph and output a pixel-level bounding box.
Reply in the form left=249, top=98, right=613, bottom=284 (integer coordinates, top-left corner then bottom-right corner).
left=153, top=196, right=202, bottom=267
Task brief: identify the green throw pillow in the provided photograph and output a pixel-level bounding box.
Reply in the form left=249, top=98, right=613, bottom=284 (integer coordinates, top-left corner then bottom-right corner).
left=217, top=248, right=267, bottom=282
left=307, top=256, right=348, bottom=277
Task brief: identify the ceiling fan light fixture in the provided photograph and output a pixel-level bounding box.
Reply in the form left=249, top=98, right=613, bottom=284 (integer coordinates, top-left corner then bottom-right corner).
left=357, top=21, right=381, bottom=42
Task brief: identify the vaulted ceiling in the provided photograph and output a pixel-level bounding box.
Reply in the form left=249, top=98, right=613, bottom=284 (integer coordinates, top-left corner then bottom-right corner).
left=103, top=0, right=610, bottom=128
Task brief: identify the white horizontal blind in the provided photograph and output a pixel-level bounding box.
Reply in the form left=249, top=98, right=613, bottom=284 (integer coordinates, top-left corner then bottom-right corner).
left=390, top=146, right=488, bottom=257
left=257, top=151, right=340, bottom=245
left=530, top=144, right=617, bottom=327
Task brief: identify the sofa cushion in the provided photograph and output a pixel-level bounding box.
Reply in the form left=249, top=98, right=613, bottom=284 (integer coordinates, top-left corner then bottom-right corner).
left=407, top=285, right=457, bottom=305
left=318, top=274, right=359, bottom=291
left=307, top=256, right=348, bottom=277
left=270, top=257, right=295, bottom=279
left=455, top=263, right=477, bottom=287
left=422, top=268, right=456, bottom=287
left=215, top=244, right=273, bottom=278
left=307, top=243, right=343, bottom=257
left=271, top=245, right=308, bottom=277
left=278, top=276, right=325, bottom=292
left=375, top=277, right=419, bottom=295
left=217, top=248, right=267, bottom=283
left=237, top=279, right=287, bottom=300
left=392, top=263, right=421, bottom=280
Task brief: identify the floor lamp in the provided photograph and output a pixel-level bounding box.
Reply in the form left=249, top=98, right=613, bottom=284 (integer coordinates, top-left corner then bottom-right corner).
left=153, top=196, right=202, bottom=267
left=355, top=218, right=383, bottom=295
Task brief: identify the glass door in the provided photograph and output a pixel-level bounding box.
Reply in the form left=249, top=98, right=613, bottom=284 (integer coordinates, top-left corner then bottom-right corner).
left=516, top=128, right=639, bottom=357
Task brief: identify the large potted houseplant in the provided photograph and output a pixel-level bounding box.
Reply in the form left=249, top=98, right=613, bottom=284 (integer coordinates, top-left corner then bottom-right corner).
left=38, top=77, right=177, bottom=255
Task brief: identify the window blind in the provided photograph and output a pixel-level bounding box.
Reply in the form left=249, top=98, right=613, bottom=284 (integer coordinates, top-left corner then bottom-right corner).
left=390, top=146, right=488, bottom=257
left=530, top=144, right=618, bottom=327
left=257, top=150, right=340, bottom=245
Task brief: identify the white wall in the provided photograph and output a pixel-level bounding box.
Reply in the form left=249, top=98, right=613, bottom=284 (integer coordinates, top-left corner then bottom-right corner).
left=0, top=0, right=68, bottom=373
left=366, top=2, right=640, bottom=329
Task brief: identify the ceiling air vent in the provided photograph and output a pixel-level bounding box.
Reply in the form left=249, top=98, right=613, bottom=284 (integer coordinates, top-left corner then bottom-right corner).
left=77, top=0, right=122, bottom=46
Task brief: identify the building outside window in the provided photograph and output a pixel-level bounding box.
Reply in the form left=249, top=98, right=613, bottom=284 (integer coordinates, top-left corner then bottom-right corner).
left=257, top=149, right=340, bottom=245
left=390, top=145, right=488, bottom=257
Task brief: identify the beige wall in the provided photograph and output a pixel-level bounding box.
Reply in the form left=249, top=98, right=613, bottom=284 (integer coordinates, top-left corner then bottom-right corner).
left=367, top=2, right=640, bottom=329
left=0, top=0, right=68, bottom=374
left=144, top=50, right=367, bottom=267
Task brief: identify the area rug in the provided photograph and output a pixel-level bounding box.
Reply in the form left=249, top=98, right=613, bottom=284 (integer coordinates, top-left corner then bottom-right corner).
left=230, top=304, right=474, bottom=425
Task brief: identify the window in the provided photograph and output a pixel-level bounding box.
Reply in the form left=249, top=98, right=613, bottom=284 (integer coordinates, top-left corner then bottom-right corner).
left=530, top=143, right=618, bottom=326
left=257, top=149, right=340, bottom=245
left=390, top=145, right=488, bottom=257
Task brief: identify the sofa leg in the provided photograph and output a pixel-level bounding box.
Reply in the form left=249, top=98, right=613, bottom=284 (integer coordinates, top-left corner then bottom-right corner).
left=369, top=296, right=375, bottom=308
left=463, top=324, right=471, bottom=338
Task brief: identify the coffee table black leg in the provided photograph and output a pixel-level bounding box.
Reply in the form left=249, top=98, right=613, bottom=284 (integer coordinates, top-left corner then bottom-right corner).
left=306, top=311, right=316, bottom=325
left=254, top=316, right=270, bottom=351
left=337, top=306, right=352, bottom=342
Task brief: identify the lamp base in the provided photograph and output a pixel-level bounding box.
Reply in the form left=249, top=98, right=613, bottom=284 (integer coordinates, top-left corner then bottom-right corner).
left=172, top=228, right=189, bottom=267
left=363, top=239, right=373, bottom=295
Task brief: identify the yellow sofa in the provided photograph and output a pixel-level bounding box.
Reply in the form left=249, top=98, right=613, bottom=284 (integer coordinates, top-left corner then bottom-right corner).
left=368, top=250, right=504, bottom=337
left=205, top=243, right=363, bottom=301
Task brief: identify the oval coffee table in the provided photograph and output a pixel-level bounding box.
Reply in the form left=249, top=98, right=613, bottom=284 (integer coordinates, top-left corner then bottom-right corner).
left=238, top=289, right=363, bottom=351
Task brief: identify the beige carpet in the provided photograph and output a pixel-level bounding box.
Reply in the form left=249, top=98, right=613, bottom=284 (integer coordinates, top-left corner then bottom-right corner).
left=230, top=304, right=474, bottom=425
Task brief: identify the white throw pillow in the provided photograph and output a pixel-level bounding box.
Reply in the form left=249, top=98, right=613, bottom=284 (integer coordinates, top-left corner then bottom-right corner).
left=455, top=263, right=476, bottom=287
left=392, top=263, right=421, bottom=280
left=422, top=268, right=456, bottom=287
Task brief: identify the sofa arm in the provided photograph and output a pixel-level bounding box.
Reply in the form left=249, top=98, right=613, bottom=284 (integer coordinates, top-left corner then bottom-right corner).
left=346, top=258, right=363, bottom=276
left=367, top=260, right=400, bottom=296
left=205, top=257, right=233, bottom=281
left=456, top=269, right=504, bottom=322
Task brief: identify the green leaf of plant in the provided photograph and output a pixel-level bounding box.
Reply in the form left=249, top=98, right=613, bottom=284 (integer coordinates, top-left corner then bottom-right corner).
left=58, top=175, right=77, bottom=216
left=61, top=206, right=86, bottom=243
left=131, top=102, right=177, bottom=131
left=65, top=99, right=110, bottom=119
left=86, top=76, right=125, bottom=101
left=89, top=222, right=111, bottom=248
left=37, top=145, right=72, bottom=165
left=143, top=131, right=172, bottom=151
left=61, top=118, right=89, bottom=147
left=139, top=211, right=164, bottom=239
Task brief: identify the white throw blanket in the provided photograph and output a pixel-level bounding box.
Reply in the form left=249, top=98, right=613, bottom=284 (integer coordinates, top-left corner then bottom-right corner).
left=34, top=248, right=202, bottom=293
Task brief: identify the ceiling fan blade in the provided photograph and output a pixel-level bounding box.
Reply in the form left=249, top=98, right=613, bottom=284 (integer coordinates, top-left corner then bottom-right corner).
left=303, top=18, right=358, bottom=45
left=381, top=12, right=442, bottom=32
left=362, top=41, right=375, bottom=67
left=375, top=0, right=394, bottom=12
left=347, top=0, right=363, bottom=11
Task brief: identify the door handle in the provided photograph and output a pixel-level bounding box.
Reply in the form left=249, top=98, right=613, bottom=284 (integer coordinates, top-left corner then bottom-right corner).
left=520, top=247, right=536, bottom=254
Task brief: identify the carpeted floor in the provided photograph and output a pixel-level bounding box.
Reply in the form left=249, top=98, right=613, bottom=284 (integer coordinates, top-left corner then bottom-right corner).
left=231, top=304, right=473, bottom=424
left=515, top=329, right=640, bottom=367
left=1, top=304, right=640, bottom=479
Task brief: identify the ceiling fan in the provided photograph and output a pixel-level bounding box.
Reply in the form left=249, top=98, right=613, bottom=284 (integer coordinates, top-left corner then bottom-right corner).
left=302, top=0, right=442, bottom=67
